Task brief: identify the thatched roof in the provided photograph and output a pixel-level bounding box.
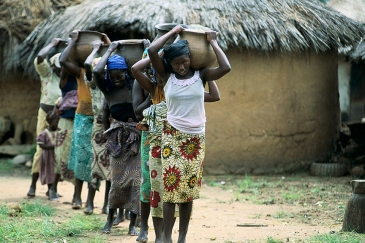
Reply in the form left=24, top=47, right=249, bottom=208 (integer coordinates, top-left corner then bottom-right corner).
left=0, top=0, right=82, bottom=80
left=8, top=0, right=365, bottom=78
left=349, top=39, right=365, bottom=61
left=326, top=0, right=365, bottom=59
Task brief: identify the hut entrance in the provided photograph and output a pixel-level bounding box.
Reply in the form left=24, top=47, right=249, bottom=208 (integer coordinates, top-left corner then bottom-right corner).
left=348, top=61, right=365, bottom=122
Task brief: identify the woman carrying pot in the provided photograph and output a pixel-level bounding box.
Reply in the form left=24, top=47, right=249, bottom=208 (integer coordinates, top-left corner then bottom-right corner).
left=147, top=25, right=231, bottom=243
left=93, top=41, right=141, bottom=236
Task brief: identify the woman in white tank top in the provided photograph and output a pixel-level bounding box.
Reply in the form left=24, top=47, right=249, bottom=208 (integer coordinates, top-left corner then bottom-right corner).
left=147, top=24, right=231, bottom=243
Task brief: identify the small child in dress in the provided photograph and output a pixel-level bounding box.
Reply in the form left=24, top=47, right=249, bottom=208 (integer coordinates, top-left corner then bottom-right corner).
left=37, top=111, right=59, bottom=196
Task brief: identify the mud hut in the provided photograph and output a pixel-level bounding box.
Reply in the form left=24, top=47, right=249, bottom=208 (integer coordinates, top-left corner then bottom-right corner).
left=0, top=0, right=82, bottom=145
left=4, top=0, right=364, bottom=174
left=327, top=0, right=365, bottom=122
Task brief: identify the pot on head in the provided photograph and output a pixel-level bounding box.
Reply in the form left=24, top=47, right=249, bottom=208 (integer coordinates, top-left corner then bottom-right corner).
left=69, top=31, right=105, bottom=67
left=97, top=44, right=110, bottom=58
left=113, top=39, right=145, bottom=78
left=178, top=29, right=217, bottom=70
left=48, top=40, right=68, bottom=61
left=154, top=23, right=189, bottom=47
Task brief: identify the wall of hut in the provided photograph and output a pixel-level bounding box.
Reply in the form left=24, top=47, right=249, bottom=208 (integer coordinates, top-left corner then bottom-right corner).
left=204, top=48, right=340, bottom=174
left=0, top=76, right=40, bottom=144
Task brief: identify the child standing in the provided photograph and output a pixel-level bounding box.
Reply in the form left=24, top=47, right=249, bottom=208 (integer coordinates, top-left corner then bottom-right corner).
left=37, top=111, right=59, bottom=196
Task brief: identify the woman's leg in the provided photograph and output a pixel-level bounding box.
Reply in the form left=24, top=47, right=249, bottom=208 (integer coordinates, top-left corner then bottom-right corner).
left=152, top=217, right=164, bottom=243
left=129, top=212, right=139, bottom=236
left=72, top=178, right=83, bottom=209
left=103, top=208, right=115, bottom=233
left=136, top=201, right=150, bottom=242
left=163, top=202, right=177, bottom=243
left=113, top=207, right=125, bottom=225
left=84, top=183, right=96, bottom=215
left=102, top=180, right=111, bottom=214
left=177, top=201, right=193, bottom=243
left=27, top=172, right=39, bottom=197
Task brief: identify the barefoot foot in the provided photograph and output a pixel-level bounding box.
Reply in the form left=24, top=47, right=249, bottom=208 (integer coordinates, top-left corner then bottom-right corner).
left=102, top=221, right=113, bottom=234
left=27, top=187, right=35, bottom=198
left=128, top=225, right=139, bottom=236
left=101, top=206, right=108, bottom=214
left=48, top=189, right=59, bottom=201
left=113, top=211, right=125, bottom=226
left=136, top=226, right=148, bottom=242
left=84, top=206, right=93, bottom=215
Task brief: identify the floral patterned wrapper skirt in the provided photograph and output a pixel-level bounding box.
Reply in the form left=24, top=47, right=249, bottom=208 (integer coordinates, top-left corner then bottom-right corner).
left=161, top=121, right=205, bottom=204
left=55, top=118, right=76, bottom=185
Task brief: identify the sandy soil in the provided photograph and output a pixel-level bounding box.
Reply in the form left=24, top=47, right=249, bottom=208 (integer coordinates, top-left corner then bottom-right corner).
left=0, top=173, right=351, bottom=243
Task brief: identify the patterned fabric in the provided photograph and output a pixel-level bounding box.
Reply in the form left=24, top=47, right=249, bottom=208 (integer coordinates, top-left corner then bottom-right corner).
left=33, top=58, right=62, bottom=106
left=146, top=101, right=179, bottom=218
left=32, top=108, right=48, bottom=173
left=140, top=131, right=151, bottom=203
left=143, top=101, right=167, bottom=135
left=84, top=72, right=104, bottom=120
left=68, top=113, right=94, bottom=182
left=59, top=90, right=78, bottom=111
left=104, top=120, right=141, bottom=214
left=90, top=122, right=110, bottom=190
left=37, top=129, right=57, bottom=185
left=161, top=121, right=205, bottom=203
left=55, top=118, right=75, bottom=185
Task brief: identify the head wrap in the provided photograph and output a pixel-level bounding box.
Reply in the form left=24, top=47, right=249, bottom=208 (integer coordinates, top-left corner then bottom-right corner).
left=105, top=54, right=131, bottom=91
left=107, top=55, right=128, bottom=70
left=163, top=40, right=189, bottom=61
left=49, top=53, right=61, bottom=68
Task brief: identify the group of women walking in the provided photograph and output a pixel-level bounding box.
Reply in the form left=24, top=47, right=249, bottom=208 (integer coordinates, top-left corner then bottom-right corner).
left=28, top=24, right=231, bottom=243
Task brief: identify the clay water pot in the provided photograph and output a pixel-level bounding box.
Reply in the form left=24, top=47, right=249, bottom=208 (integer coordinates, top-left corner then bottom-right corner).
left=154, top=23, right=189, bottom=47
left=48, top=40, right=68, bottom=60
left=97, top=44, right=110, bottom=58
left=69, top=31, right=104, bottom=66
left=178, top=29, right=217, bottom=70
left=113, top=39, right=145, bottom=78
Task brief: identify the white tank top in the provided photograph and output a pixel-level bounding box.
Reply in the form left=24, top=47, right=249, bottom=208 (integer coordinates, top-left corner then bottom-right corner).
left=164, top=71, right=206, bottom=134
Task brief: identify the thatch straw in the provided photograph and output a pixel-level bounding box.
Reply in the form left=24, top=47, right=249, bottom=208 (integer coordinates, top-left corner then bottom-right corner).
left=7, top=0, right=365, bottom=78
left=349, top=37, right=365, bottom=61
left=0, top=0, right=82, bottom=80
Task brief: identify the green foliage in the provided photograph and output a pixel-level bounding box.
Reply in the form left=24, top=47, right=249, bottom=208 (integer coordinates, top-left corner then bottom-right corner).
left=267, top=237, right=284, bottom=243
left=0, top=201, right=105, bottom=242
left=308, top=232, right=365, bottom=242
left=0, top=159, right=14, bottom=174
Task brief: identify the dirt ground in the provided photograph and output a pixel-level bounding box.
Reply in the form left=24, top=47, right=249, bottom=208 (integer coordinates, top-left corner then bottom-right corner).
left=0, top=172, right=353, bottom=243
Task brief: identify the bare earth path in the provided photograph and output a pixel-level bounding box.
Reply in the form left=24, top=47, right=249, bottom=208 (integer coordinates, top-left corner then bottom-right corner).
left=0, top=173, right=351, bottom=242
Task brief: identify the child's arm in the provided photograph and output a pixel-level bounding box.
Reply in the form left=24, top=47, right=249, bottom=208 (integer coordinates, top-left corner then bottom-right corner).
left=204, top=81, right=220, bottom=102
left=36, top=131, right=55, bottom=150
left=38, top=144, right=55, bottom=150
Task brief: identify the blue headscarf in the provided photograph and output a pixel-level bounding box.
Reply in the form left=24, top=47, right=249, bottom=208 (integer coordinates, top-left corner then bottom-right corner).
left=105, top=54, right=131, bottom=91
